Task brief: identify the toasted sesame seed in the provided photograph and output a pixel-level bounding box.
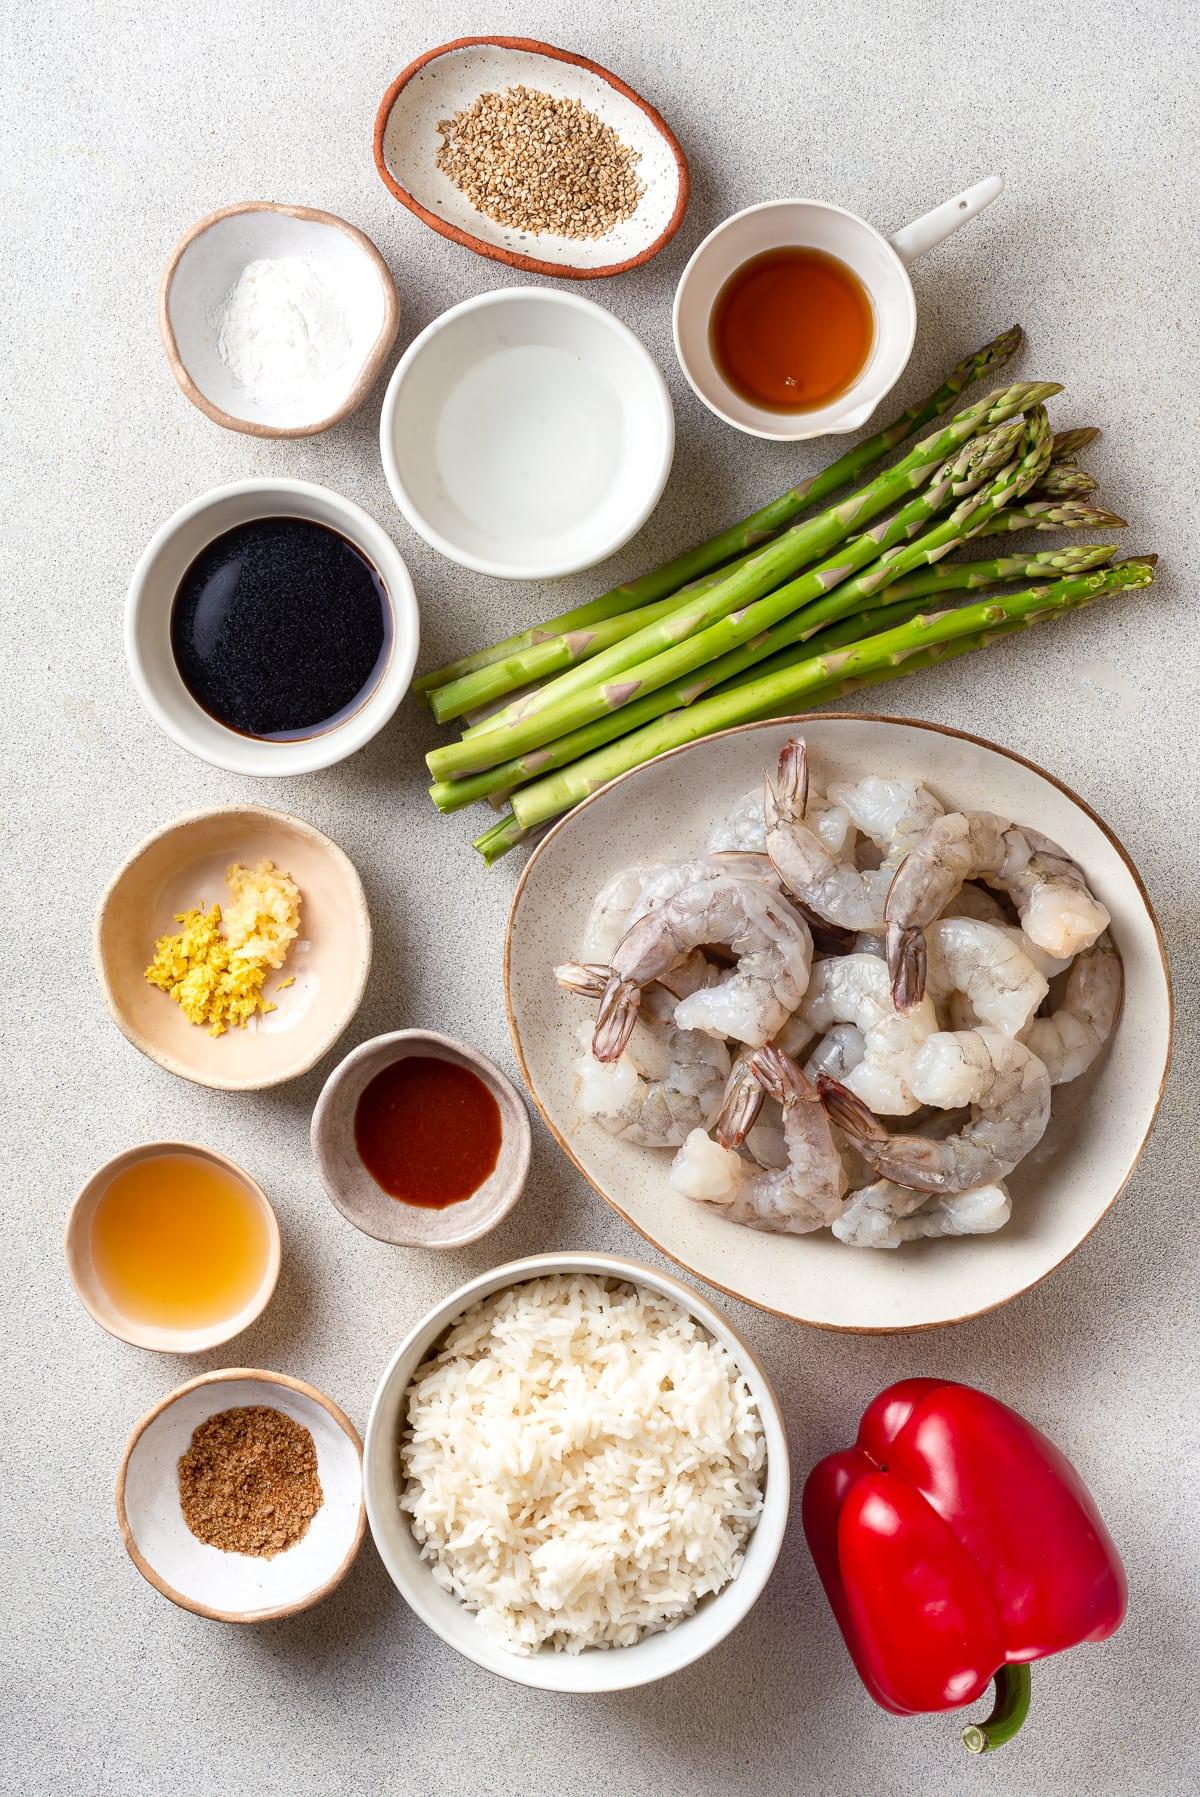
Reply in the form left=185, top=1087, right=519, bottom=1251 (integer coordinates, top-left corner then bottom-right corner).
left=435, top=85, right=644, bottom=240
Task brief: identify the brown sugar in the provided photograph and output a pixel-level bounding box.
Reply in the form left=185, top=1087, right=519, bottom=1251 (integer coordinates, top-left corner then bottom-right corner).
left=177, top=1405, right=323, bottom=1558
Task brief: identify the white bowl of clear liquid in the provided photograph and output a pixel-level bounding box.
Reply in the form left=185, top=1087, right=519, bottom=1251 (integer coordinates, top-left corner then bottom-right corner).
left=379, top=288, right=674, bottom=579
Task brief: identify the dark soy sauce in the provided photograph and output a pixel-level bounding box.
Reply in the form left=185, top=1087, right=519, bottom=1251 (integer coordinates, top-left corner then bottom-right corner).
left=170, top=517, right=390, bottom=740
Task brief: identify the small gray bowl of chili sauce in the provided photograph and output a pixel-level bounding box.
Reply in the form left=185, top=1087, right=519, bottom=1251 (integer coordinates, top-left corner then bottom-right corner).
left=311, top=1030, right=532, bottom=1248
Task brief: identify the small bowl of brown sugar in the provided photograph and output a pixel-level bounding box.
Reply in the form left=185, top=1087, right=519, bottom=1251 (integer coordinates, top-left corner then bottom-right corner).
left=374, top=37, right=688, bottom=278
left=116, top=1368, right=365, bottom=1622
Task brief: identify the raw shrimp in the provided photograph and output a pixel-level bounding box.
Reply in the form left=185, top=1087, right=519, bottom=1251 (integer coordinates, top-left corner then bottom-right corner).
left=559, top=967, right=730, bottom=1148
left=670, top=1047, right=847, bottom=1234
left=581, top=866, right=662, bottom=962
left=825, top=773, right=945, bottom=864
left=923, top=917, right=1048, bottom=1036
left=885, top=812, right=1111, bottom=1006
left=624, top=852, right=779, bottom=928
left=820, top=1026, right=1052, bottom=1193
left=799, top=953, right=938, bottom=1115
left=832, top=1178, right=1011, bottom=1248
left=713, top=1047, right=762, bottom=1148
left=715, top=1025, right=866, bottom=1153
left=803, top=1022, right=867, bottom=1082
left=1022, top=934, right=1123, bottom=1084
left=709, top=784, right=853, bottom=857
left=594, top=875, right=813, bottom=1059
left=765, top=740, right=895, bottom=931
left=943, top=881, right=1009, bottom=926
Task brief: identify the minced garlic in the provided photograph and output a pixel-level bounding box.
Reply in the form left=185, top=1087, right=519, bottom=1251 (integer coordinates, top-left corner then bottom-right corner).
left=145, top=860, right=301, bottom=1037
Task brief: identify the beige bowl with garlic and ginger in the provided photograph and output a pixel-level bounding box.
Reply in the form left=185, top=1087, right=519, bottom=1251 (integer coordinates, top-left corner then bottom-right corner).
left=95, top=805, right=371, bottom=1091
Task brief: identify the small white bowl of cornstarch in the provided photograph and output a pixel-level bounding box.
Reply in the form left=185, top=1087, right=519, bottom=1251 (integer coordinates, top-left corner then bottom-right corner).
left=363, top=1252, right=789, bottom=1691
left=374, top=37, right=689, bottom=278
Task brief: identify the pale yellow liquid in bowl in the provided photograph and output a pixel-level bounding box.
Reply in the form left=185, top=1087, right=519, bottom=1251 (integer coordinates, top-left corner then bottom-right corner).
left=90, top=1152, right=272, bottom=1330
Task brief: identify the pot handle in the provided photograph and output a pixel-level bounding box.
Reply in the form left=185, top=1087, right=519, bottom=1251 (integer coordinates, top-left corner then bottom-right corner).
left=889, top=176, right=1004, bottom=265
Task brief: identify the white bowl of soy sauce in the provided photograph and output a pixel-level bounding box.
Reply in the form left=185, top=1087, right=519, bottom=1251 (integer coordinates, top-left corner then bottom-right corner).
left=126, top=479, right=419, bottom=775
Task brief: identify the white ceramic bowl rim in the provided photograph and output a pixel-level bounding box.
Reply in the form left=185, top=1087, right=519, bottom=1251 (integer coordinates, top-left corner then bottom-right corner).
left=362, top=1250, right=790, bottom=1691
left=672, top=197, right=917, bottom=442
left=379, top=287, right=675, bottom=580
left=124, top=478, right=419, bottom=777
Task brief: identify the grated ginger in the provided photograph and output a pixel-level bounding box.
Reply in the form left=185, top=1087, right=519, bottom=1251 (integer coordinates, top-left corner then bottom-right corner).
left=145, top=860, right=301, bottom=1037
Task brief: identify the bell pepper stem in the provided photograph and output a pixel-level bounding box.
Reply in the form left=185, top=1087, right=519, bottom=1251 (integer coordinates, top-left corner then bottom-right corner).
left=961, top=1664, right=1033, bottom=1754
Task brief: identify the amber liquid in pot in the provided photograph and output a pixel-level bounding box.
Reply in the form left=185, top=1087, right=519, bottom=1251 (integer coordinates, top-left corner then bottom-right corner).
left=709, top=246, right=875, bottom=413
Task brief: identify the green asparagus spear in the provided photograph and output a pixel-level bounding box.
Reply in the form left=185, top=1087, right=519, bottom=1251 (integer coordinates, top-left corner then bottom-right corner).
left=475, top=812, right=530, bottom=863
left=1032, top=464, right=1098, bottom=498
left=474, top=617, right=1049, bottom=865
left=414, top=325, right=1024, bottom=701
left=427, top=398, right=1056, bottom=784
left=429, top=591, right=687, bottom=724
left=1050, top=427, right=1100, bottom=463
left=439, top=543, right=773, bottom=727
left=429, top=544, right=1114, bottom=816
left=505, top=560, right=1156, bottom=832
left=973, top=499, right=1126, bottom=535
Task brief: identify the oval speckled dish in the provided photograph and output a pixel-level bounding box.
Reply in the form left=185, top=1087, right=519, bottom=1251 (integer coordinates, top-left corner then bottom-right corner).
left=504, top=715, right=1173, bottom=1333
left=95, top=806, right=371, bottom=1092
left=374, top=37, right=689, bottom=279
left=117, top=1368, right=365, bottom=1623
left=311, top=1029, right=532, bottom=1248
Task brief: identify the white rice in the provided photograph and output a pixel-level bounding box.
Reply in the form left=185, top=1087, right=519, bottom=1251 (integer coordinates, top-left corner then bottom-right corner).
left=398, top=1274, right=766, bottom=1655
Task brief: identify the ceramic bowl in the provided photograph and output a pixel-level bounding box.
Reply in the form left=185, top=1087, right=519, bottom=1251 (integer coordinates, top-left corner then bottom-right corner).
left=95, top=805, right=371, bottom=1091
left=65, top=1143, right=281, bottom=1353
left=117, top=1368, right=365, bottom=1622
left=125, top=477, right=418, bottom=777
left=673, top=186, right=1003, bottom=441
left=311, top=1029, right=531, bottom=1248
left=159, top=201, right=399, bottom=436
left=374, top=37, right=688, bottom=279
left=505, top=715, right=1173, bottom=1332
left=363, top=1252, right=789, bottom=1690
left=379, top=287, right=674, bottom=579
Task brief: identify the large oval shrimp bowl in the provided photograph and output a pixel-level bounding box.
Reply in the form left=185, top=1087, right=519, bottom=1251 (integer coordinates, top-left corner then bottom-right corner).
left=504, top=716, right=1172, bottom=1331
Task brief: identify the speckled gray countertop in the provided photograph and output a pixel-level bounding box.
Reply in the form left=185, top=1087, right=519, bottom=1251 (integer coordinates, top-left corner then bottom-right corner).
left=4, top=4, right=1198, bottom=1793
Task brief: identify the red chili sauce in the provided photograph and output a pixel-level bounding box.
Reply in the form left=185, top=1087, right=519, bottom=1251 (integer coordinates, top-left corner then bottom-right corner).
left=353, top=1055, right=502, bottom=1208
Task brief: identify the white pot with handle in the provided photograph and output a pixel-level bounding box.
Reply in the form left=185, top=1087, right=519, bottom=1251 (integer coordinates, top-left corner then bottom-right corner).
left=673, top=177, right=1004, bottom=441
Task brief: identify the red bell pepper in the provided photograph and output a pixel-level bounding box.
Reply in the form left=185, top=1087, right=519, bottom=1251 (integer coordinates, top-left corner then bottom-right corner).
left=803, top=1378, right=1127, bottom=1753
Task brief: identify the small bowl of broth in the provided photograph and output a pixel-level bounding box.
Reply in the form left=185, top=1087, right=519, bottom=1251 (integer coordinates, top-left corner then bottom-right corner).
left=311, top=1030, right=532, bottom=1248
left=125, top=478, right=419, bottom=776
left=65, top=1143, right=281, bottom=1353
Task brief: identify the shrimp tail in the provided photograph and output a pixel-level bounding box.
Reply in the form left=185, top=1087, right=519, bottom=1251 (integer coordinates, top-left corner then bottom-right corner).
left=751, top=1044, right=809, bottom=1107
left=887, top=920, right=929, bottom=1010
left=816, top=1075, right=889, bottom=1146
left=554, top=961, right=610, bottom=998
left=715, top=1053, right=764, bottom=1148
left=593, top=974, right=642, bottom=1062
left=776, top=737, right=810, bottom=819
left=818, top=1074, right=955, bottom=1193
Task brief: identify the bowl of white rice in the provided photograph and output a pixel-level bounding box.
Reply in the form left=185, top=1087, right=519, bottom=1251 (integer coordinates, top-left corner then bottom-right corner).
left=363, top=1252, right=789, bottom=1690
